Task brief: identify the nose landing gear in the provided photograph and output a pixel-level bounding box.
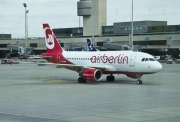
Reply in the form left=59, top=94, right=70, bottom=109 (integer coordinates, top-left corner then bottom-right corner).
left=136, top=74, right=143, bottom=84
left=136, top=79, right=142, bottom=84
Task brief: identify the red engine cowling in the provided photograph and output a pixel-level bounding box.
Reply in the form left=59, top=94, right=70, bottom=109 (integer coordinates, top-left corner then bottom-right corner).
left=82, top=69, right=102, bottom=82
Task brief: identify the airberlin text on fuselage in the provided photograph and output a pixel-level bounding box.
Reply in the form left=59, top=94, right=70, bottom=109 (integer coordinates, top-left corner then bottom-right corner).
left=90, top=54, right=128, bottom=64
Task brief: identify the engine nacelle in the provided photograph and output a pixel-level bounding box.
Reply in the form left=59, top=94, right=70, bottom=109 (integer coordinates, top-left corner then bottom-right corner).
left=82, top=68, right=102, bottom=81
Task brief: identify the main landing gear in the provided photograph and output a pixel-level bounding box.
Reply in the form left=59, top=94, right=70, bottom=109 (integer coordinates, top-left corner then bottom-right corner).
left=136, top=74, right=143, bottom=85
left=78, top=77, right=87, bottom=83
left=106, top=74, right=115, bottom=82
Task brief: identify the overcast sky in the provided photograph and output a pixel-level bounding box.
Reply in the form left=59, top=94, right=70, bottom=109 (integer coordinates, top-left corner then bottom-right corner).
left=0, top=0, right=180, bottom=38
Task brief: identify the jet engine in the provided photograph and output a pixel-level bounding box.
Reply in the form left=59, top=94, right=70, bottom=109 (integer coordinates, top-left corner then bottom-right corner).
left=81, top=69, right=102, bottom=81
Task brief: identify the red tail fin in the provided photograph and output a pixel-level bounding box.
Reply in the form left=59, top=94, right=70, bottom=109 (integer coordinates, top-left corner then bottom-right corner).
left=43, top=24, right=63, bottom=53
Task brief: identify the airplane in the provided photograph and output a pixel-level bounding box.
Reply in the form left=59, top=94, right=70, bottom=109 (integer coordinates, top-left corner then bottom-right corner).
left=40, top=23, right=162, bottom=84
left=87, top=39, right=98, bottom=51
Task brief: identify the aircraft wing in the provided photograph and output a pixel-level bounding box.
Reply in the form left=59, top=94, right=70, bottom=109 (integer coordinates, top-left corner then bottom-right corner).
left=38, top=63, right=107, bottom=71
left=38, top=62, right=54, bottom=66
left=40, top=56, right=52, bottom=59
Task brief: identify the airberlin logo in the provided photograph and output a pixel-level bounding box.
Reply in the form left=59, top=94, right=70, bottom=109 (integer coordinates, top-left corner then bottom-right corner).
left=45, top=28, right=55, bottom=49
left=90, top=54, right=128, bottom=64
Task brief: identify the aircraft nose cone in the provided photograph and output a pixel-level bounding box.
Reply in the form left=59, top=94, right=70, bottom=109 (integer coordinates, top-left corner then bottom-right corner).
left=156, top=62, right=162, bottom=72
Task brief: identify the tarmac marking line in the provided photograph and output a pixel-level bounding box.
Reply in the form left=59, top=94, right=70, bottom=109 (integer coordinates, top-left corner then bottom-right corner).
left=35, top=76, right=56, bottom=79
left=45, top=80, right=67, bottom=83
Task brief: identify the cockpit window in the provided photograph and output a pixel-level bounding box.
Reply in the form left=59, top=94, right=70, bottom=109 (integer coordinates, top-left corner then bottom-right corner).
left=142, top=58, right=145, bottom=61
left=145, top=58, right=149, bottom=61
left=149, top=58, right=155, bottom=61
left=142, top=58, right=156, bottom=62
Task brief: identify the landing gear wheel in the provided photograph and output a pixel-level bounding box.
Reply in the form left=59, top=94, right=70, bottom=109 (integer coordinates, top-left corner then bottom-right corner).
left=106, top=76, right=111, bottom=81
left=78, top=77, right=82, bottom=83
left=106, top=75, right=115, bottom=82
left=136, top=74, right=143, bottom=85
left=82, top=79, right=87, bottom=83
left=136, top=80, right=142, bottom=85
left=111, top=76, right=115, bottom=81
left=78, top=77, right=87, bottom=83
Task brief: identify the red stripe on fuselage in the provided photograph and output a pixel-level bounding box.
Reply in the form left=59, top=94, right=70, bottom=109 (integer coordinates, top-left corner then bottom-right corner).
left=41, top=52, right=73, bottom=64
left=102, top=70, right=155, bottom=75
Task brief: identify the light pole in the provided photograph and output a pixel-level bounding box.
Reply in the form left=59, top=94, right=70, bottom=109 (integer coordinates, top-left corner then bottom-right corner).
left=27, top=10, right=29, bottom=43
left=131, top=0, right=134, bottom=50
left=23, top=3, right=28, bottom=48
left=23, top=3, right=29, bottom=60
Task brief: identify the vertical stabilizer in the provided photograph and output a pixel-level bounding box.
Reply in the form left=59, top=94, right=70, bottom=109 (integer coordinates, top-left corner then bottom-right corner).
left=43, top=24, right=63, bottom=53
left=87, top=39, right=98, bottom=51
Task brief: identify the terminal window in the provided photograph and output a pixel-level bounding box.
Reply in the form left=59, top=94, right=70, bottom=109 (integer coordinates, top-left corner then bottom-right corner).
left=0, top=44, right=7, bottom=48
left=30, top=43, right=37, bottom=47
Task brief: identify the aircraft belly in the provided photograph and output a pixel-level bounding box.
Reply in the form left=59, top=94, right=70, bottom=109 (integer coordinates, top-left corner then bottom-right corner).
left=129, top=66, right=140, bottom=72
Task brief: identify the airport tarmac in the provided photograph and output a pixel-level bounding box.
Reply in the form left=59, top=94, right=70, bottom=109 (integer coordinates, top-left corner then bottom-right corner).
left=0, top=62, right=180, bottom=122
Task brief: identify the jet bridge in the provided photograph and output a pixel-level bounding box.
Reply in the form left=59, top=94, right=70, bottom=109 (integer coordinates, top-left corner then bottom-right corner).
left=103, top=43, right=141, bottom=51
left=103, top=43, right=130, bottom=51
left=67, top=43, right=87, bottom=51
left=7, top=45, right=33, bottom=58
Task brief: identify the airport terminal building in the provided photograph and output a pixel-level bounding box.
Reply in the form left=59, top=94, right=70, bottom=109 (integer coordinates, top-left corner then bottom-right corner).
left=1, top=20, right=180, bottom=59
left=0, top=0, right=180, bottom=59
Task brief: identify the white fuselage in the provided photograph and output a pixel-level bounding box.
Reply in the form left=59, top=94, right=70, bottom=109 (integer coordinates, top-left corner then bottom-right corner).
left=61, top=50, right=162, bottom=74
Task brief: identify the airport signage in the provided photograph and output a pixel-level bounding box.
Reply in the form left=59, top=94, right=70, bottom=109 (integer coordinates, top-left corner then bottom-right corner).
left=167, top=35, right=172, bottom=40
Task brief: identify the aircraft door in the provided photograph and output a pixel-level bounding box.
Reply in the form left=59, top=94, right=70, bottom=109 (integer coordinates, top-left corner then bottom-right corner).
left=129, top=54, right=136, bottom=66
